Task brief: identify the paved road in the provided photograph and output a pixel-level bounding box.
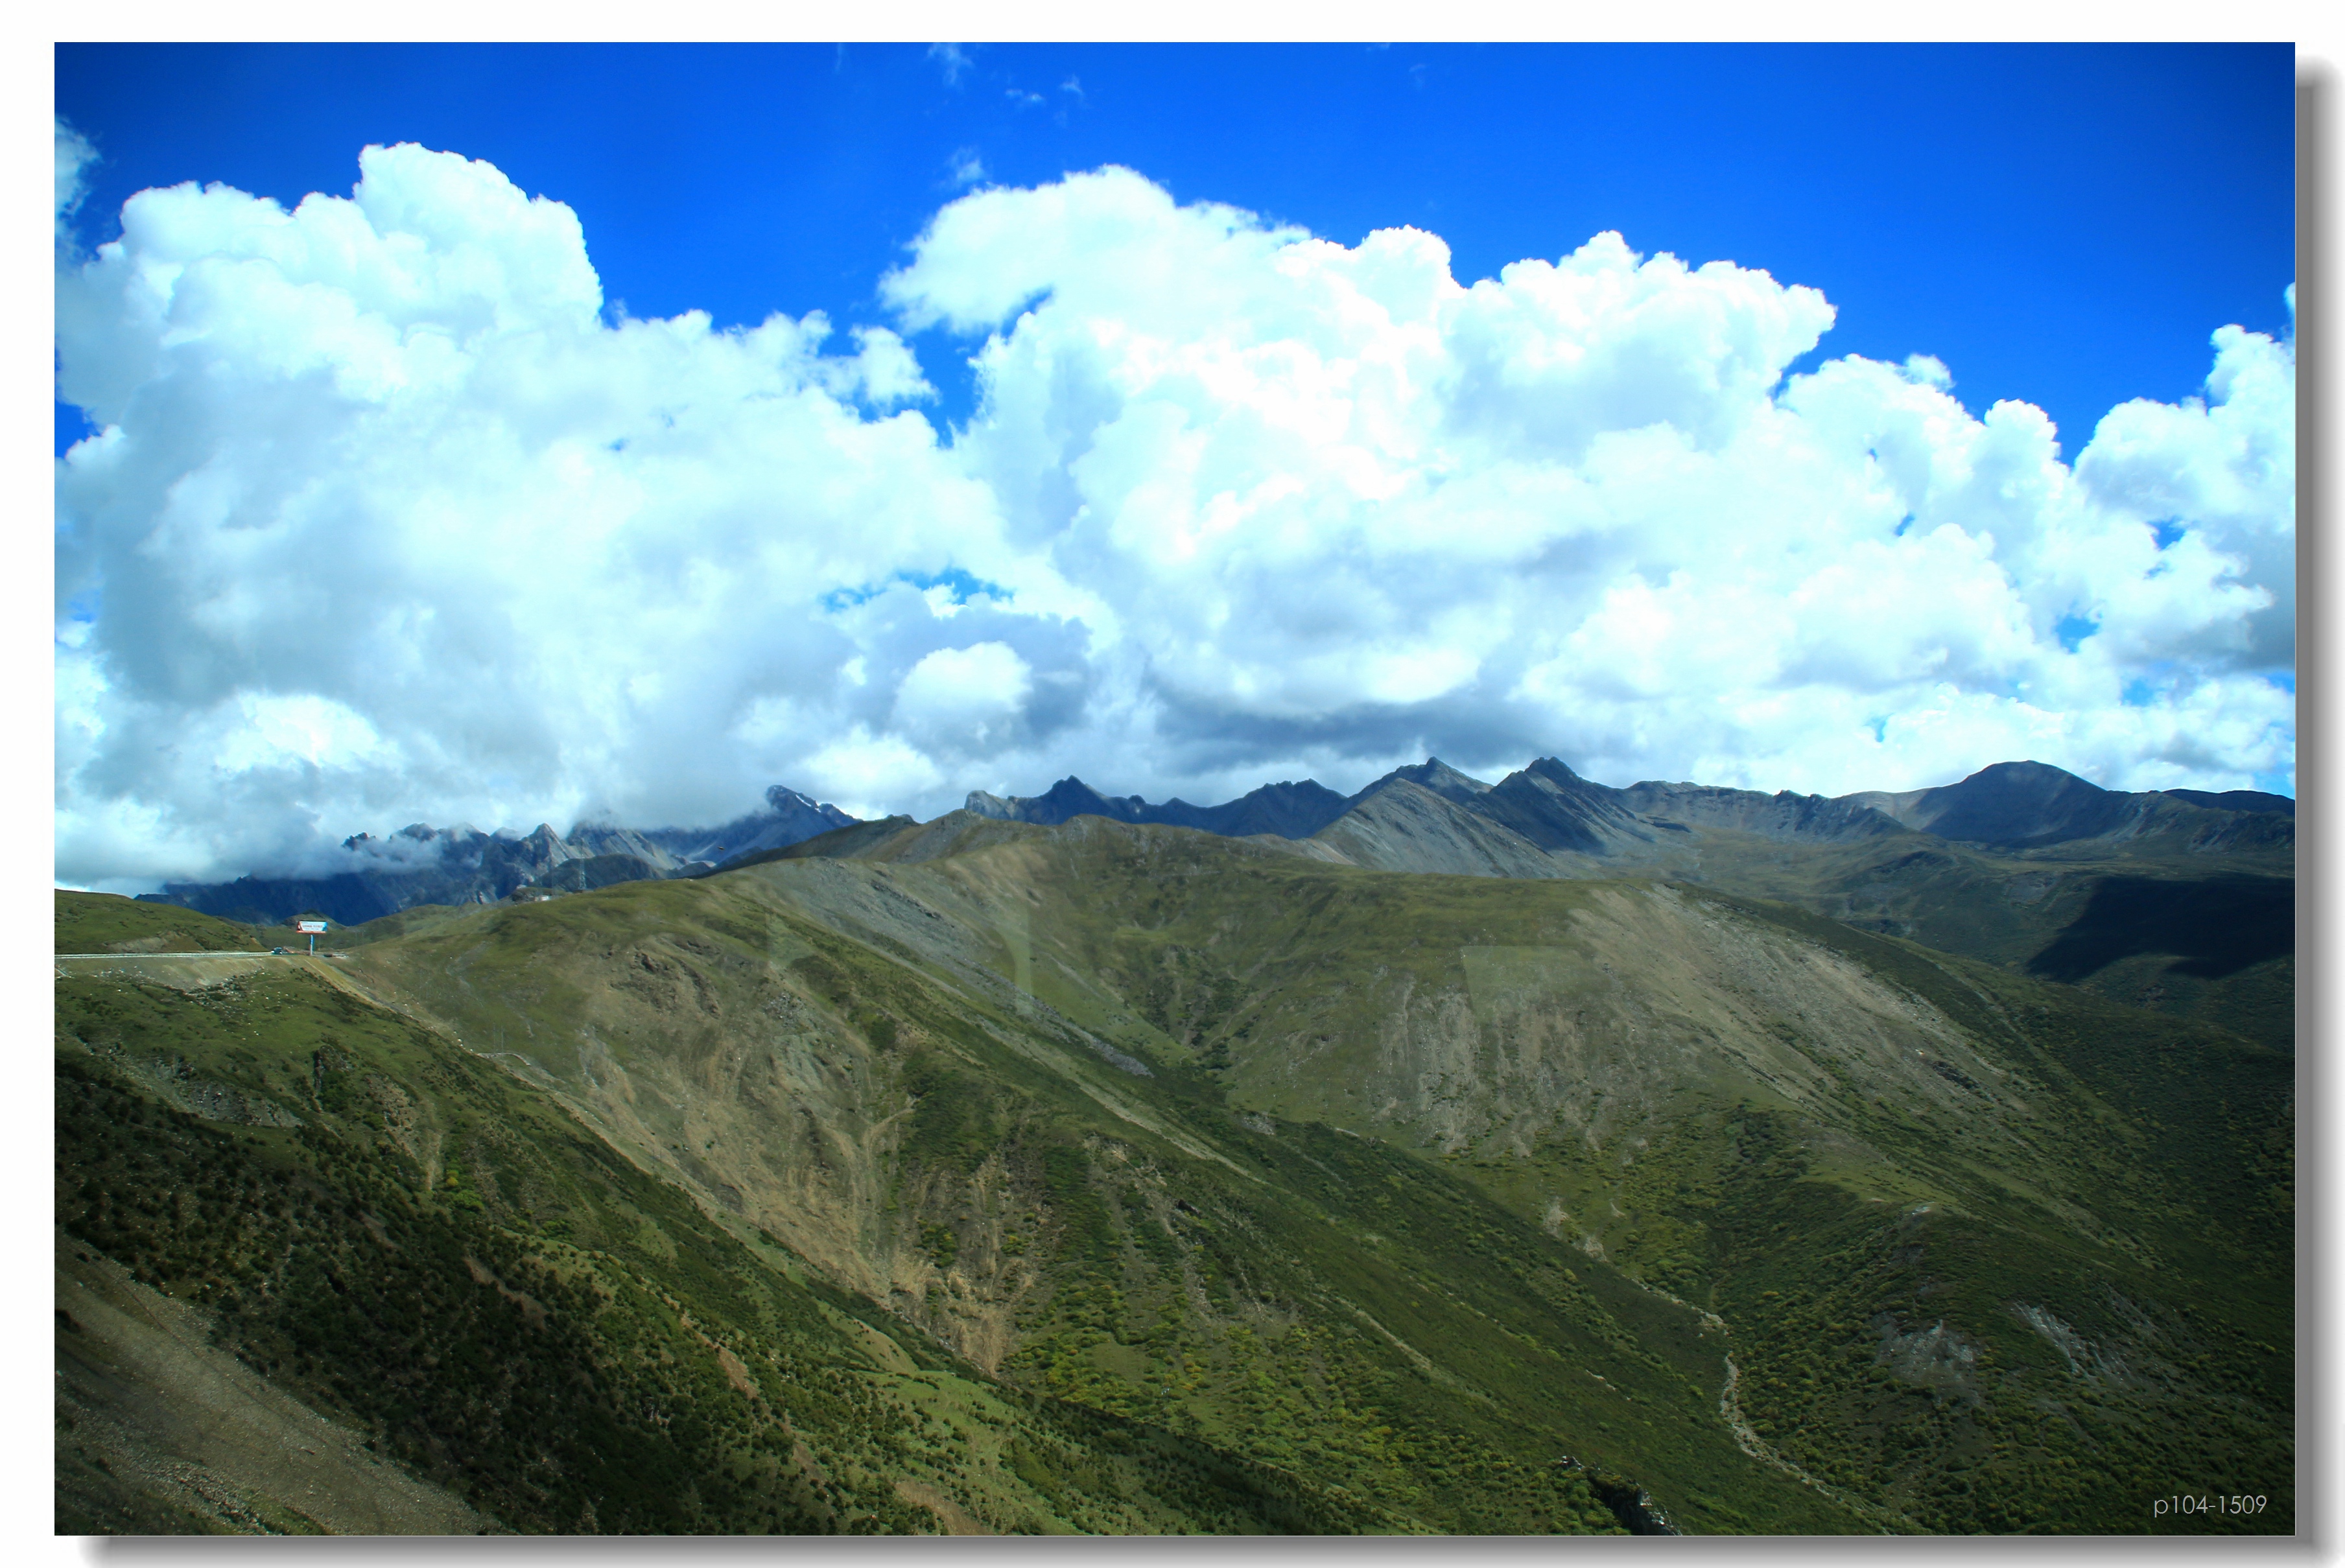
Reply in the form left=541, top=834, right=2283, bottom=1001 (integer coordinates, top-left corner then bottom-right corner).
left=56, top=951, right=346, bottom=960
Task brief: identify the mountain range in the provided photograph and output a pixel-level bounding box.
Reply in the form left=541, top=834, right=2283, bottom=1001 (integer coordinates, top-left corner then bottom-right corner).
left=136, top=757, right=2291, bottom=930
left=967, top=755, right=2291, bottom=860
left=132, top=757, right=2289, bottom=1059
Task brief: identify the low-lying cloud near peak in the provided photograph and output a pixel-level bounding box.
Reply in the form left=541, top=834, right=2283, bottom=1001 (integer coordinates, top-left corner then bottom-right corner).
left=55, top=140, right=2294, bottom=889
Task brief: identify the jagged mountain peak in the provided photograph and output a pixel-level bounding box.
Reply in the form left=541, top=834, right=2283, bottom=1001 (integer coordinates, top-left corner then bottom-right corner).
left=764, top=784, right=830, bottom=813
left=1522, top=755, right=1592, bottom=786
left=1352, top=756, right=1493, bottom=806
left=1041, top=777, right=1148, bottom=815
left=967, top=775, right=1350, bottom=840
left=139, top=753, right=2290, bottom=934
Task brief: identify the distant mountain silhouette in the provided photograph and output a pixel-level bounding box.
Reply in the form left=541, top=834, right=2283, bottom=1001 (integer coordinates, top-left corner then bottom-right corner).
left=137, top=786, right=856, bottom=926
left=139, top=755, right=2290, bottom=935
left=2158, top=787, right=2294, bottom=817
left=1842, top=760, right=2293, bottom=850
left=1350, top=756, right=1494, bottom=807
left=965, top=777, right=1354, bottom=839
left=962, top=756, right=2290, bottom=869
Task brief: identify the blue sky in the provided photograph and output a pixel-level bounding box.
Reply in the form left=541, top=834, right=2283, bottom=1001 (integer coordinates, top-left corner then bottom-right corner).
left=54, top=44, right=2296, bottom=883
left=56, top=43, right=2293, bottom=454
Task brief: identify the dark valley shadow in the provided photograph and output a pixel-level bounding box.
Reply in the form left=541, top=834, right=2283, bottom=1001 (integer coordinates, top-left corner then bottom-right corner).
left=2026, top=874, right=2294, bottom=983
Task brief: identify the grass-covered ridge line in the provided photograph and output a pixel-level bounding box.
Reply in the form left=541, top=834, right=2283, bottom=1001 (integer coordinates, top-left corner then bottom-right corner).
left=56, top=891, right=265, bottom=954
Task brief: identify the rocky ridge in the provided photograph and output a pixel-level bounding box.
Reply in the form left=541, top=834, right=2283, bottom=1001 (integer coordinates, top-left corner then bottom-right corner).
left=967, top=755, right=2291, bottom=877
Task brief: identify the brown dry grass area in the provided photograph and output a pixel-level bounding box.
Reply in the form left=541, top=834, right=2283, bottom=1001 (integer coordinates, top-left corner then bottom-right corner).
left=894, top=1478, right=991, bottom=1534
left=54, top=1228, right=489, bottom=1536
left=337, top=891, right=1055, bottom=1376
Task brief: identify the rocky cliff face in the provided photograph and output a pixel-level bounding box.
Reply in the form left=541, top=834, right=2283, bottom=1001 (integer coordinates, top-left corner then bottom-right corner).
left=630, top=786, right=859, bottom=865
left=1615, top=782, right=1905, bottom=843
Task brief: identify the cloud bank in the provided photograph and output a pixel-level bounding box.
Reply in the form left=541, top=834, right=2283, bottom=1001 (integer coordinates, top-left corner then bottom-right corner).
left=56, top=143, right=2294, bottom=889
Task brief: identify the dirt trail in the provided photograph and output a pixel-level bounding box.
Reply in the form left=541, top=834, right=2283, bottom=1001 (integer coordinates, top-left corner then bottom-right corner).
left=53, top=948, right=482, bottom=1066
left=895, top=1479, right=991, bottom=1534
left=55, top=953, right=286, bottom=989
left=54, top=1229, right=489, bottom=1535
left=1612, top=1270, right=1909, bottom=1535
left=1718, top=1353, right=1911, bottom=1534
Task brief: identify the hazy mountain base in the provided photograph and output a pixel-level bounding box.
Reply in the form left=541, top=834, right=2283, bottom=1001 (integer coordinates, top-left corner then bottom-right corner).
left=132, top=788, right=860, bottom=929
left=54, top=808, right=2290, bottom=1536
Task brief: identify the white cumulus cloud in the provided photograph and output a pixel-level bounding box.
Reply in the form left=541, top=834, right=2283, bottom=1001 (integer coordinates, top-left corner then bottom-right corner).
left=54, top=146, right=2294, bottom=890
left=891, top=641, right=1035, bottom=756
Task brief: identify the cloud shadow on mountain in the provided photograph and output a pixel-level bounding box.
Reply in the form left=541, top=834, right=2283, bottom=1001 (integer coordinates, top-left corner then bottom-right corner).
left=2025, top=874, right=2294, bottom=984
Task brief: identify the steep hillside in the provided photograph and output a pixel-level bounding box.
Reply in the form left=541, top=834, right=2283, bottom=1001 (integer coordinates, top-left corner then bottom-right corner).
left=58, top=1226, right=490, bottom=1535
left=1616, top=782, right=1905, bottom=843
left=55, top=949, right=1460, bottom=1536
left=1311, top=782, right=1568, bottom=880
left=341, top=823, right=2289, bottom=1532
left=331, top=867, right=1843, bottom=1534
left=737, top=817, right=2292, bottom=1531
left=1289, top=771, right=2293, bottom=1053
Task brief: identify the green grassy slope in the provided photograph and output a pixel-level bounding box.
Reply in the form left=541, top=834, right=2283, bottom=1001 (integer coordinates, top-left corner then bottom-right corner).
left=56, top=891, right=264, bottom=954
left=1655, top=830, right=2294, bottom=1053
left=744, top=818, right=2293, bottom=1534
left=332, top=871, right=1841, bottom=1533
left=318, top=904, right=484, bottom=948
left=53, top=961, right=1439, bottom=1535
left=54, top=889, right=451, bottom=960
